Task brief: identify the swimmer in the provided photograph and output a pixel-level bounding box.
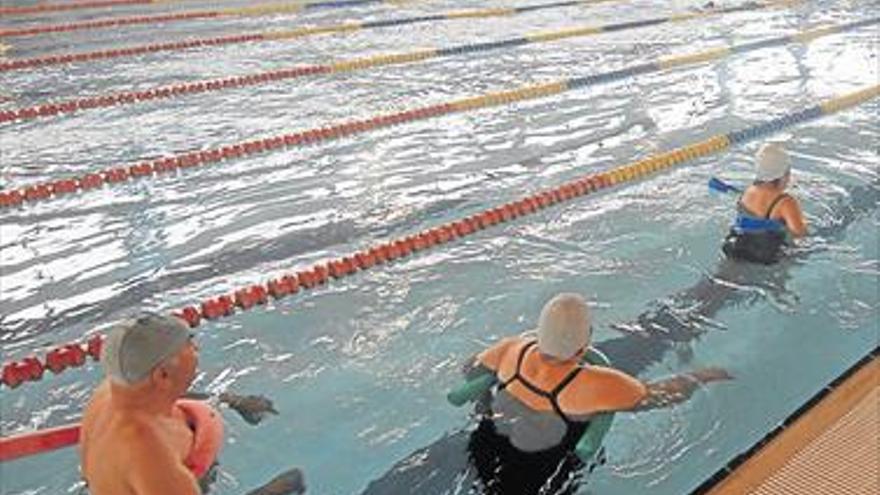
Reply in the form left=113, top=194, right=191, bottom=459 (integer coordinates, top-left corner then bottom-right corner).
left=722, top=142, right=807, bottom=264
left=467, top=294, right=731, bottom=455
left=80, top=312, right=305, bottom=495
left=368, top=176, right=879, bottom=494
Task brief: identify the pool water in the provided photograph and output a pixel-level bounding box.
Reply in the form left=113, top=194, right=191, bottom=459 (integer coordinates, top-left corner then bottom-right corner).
left=1, top=0, right=877, bottom=494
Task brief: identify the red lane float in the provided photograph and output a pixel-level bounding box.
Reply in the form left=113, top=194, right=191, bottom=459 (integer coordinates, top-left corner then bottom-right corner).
left=0, top=33, right=267, bottom=72
left=0, top=64, right=333, bottom=122
left=0, top=10, right=223, bottom=38
left=0, top=165, right=614, bottom=390
left=0, top=101, right=454, bottom=209
left=0, top=423, right=80, bottom=462
left=0, top=0, right=149, bottom=16
left=2, top=336, right=102, bottom=389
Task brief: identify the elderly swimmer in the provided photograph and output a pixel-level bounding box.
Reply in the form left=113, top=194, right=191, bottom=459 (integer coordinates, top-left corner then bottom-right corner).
left=468, top=293, right=731, bottom=455
left=80, top=312, right=305, bottom=495
left=722, top=142, right=808, bottom=264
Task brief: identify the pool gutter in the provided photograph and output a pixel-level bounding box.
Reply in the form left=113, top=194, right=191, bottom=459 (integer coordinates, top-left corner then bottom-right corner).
left=692, top=345, right=879, bottom=494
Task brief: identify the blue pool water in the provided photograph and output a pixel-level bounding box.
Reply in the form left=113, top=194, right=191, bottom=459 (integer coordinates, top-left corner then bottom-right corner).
left=1, top=0, right=877, bottom=493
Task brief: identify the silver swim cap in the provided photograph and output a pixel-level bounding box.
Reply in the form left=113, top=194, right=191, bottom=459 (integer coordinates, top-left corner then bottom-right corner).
left=101, top=312, right=191, bottom=385
left=755, top=142, right=792, bottom=182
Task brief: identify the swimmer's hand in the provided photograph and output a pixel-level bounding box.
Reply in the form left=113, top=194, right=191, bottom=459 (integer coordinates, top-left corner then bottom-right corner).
left=219, top=392, right=280, bottom=425
left=182, top=391, right=212, bottom=400
left=461, top=354, right=489, bottom=380
left=688, top=367, right=734, bottom=383
left=245, top=467, right=306, bottom=495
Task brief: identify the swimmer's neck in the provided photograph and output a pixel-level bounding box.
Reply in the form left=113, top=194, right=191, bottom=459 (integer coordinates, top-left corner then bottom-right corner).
left=536, top=348, right=588, bottom=365
left=751, top=180, right=788, bottom=192
left=107, top=380, right=182, bottom=416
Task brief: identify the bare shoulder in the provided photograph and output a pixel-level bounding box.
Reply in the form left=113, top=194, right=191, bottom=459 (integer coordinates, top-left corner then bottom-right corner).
left=580, top=365, right=642, bottom=387
left=561, top=365, right=647, bottom=414
left=778, top=193, right=803, bottom=211
left=114, top=414, right=164, bottom=448
left=81, top=382, right=114, bottom=445
left=83, top=382, right=110, bottom=416
left=496, top=335, right=525, bottom=351
left=478, top=335, right=525, bottom=370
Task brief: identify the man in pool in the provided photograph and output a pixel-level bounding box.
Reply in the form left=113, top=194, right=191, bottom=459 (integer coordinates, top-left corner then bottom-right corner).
left=80, top=312, right=306, bottom=495
left=722, top=141, right=808, bottom=263
left=462, top=293, right=730, bottom=492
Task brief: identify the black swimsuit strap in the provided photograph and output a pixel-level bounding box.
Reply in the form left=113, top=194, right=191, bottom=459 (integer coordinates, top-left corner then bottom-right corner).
left=765, top=193, right=789, bottom=218
left=500, top=340, right=538, bottom=389
left=738, top=192, right=789, bottom=219
left=548, top=367, right=582, bottom=425
left=500, top=339, right=582, bottom=425
left=516, top=341, right=537, bottom=372
left=551, top=366, right=583, bottom=397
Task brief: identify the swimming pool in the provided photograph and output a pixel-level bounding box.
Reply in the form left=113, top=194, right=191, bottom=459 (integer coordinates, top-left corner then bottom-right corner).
left=1, top=0, right=877, bottom=493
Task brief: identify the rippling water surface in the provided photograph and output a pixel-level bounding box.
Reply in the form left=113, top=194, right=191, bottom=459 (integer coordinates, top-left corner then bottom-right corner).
left=1, top=0, right=878, bottom=493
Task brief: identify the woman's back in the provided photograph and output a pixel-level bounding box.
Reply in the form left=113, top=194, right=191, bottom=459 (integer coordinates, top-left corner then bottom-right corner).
left=741, top=184, right=788, bottom=220
left=722, top=142, right=807, bottom=264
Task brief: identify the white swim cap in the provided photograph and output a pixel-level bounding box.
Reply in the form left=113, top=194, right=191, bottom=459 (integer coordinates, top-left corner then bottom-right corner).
left=755, top=142, right=791, bottom=182
left=537, top=293, right=591, bottom=360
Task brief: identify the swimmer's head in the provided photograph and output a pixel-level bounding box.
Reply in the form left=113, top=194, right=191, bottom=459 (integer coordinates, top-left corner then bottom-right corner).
left=101, top=312, right=196, bottom=389
left=755, top=142, right=791, bottom=183
left=537, top=293, right=591, bottom=361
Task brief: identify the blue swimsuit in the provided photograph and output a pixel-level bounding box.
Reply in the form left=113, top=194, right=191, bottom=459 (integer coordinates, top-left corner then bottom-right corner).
left=722, top=194, right=789, bottom=264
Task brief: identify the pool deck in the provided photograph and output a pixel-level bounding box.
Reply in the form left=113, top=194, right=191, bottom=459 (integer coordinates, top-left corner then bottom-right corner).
left=695, top=347, right=879, bottom=495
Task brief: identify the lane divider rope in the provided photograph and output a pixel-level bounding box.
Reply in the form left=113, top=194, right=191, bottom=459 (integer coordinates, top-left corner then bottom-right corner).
left=1, top=0, right=152, bottom=17
left=0, top=0, right=403, bottom=38
left=0, top=83, right=876, bottom=396
left=0, top=0, right=615, bottom=71
left=0, top=17, right=874, bottom=210
left=0, top=0, right=313, bottom=17
left=0, top=1, right=771, bottom=115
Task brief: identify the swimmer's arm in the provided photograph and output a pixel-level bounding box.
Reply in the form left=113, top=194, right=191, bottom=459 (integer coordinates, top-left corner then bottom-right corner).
left=578, top=367, right=732, bottom=414
left=127, top=427, right=201, bottom=495
left=632, top=368, right=733, bottom=412
left=779, top=196, right=807, bottom=238
left=182, top=391, right=278, bottom=426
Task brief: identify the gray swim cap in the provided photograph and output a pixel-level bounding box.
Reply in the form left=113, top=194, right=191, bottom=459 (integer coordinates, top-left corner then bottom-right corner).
left=101, top=312, right=191, bottom=385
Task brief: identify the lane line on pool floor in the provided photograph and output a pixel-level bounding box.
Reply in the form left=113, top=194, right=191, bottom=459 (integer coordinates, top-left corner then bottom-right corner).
left=0, top=16, right=874, bottom=210
left=1, top=83, right=877, bottom=393
left=0, top=0, right=413, bottom=38
left=0, top=0, right=621, bottom=71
